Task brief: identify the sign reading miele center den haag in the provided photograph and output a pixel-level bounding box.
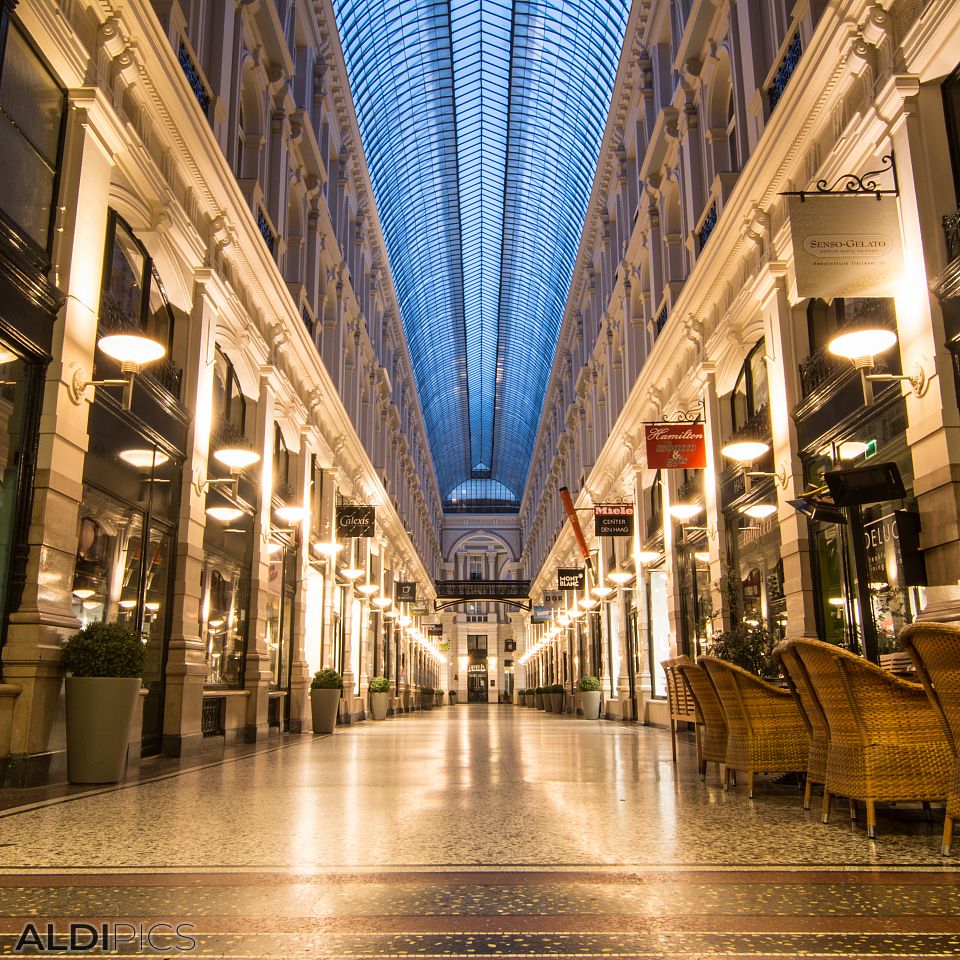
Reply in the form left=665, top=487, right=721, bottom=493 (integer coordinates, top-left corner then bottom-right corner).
left=395, top=581, right=417, bottom=603
left=644, top=422, right=706, bottom=470
left=335, top=504, right=376, bottom=538
left=788, top=195, right=904, bottom=298
left=594, top=502, right=635, bottom=538
left=557, top=568, right=585, bottom=591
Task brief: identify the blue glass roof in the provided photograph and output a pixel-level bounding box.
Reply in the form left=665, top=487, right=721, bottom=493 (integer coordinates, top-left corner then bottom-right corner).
left=333, top=0, right=631, bottom=503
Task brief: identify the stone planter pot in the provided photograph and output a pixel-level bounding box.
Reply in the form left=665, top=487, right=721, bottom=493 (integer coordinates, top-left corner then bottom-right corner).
left=535, top=693, right=544, bottom=709
left=580, top=690, right=601, bottom=720
left=543, top=694, right=554, bottom=713
left=550, top=692, right=565, bottom=713
left=311, top=687, right=341, bottom=733
left=65, top=676, right=141, bottom=785
left=449, top=692, right=457, bottom=705
left=370, top=691, right=389, bottom=721
left=422, top=693, right=433, bottom=710
left=435, top=691, right=444, bottom=707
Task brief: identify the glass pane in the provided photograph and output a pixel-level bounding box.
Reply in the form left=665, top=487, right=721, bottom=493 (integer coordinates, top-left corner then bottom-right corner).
left=0, top=348, right=35, bottom=628
left=0, top=116, right=55, bottom=247
left=0, top=25, right=63, bottom=163
left=104, top=222, right=145, bottom=328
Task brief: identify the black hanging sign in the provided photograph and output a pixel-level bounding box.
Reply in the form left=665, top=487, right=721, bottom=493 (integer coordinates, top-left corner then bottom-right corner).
left=594, top=503, right=635, bottom=538
left=336, top=504, right=376, bottom=538
left=427, top=623, right=443, bottom=636
left=558, top=568, right=585, bottom=591
left=395, top=581, right=417, bottom=603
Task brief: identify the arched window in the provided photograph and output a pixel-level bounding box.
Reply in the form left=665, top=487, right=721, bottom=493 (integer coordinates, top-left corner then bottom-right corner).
left=731, top=340, right=769, bottom=433
left=726, top=88, right=738, bottom=172
left=212, top=346, right=246, bottom=436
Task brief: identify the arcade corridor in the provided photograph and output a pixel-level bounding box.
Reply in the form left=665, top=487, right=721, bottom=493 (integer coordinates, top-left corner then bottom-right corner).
left=0, top=708, right=957, bottom=957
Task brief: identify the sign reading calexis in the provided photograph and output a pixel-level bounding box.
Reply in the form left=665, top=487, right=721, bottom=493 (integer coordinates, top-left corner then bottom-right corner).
left=336, top=504, right=376, bottom=538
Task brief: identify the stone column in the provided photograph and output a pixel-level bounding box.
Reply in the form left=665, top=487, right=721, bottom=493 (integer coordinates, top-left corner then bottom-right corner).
left=286, top=428, right=313, bottom=733
left=2, top=93, right=116, bottom=785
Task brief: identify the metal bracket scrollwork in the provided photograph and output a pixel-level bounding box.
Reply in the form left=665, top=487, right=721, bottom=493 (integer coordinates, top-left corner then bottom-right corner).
left=781, top=153, right=899, bottom=202
left=643, top=399, right=705, bottom=425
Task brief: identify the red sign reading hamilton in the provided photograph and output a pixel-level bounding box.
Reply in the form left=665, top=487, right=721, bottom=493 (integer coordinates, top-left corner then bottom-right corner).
left=644, top=422, right=706, bottom=470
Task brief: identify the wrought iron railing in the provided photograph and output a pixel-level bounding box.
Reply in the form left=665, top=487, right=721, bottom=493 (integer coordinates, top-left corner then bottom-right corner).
left=676, top=473, right=702, bottom=504
left=728, top=402, right=771, bottom=443
left=697, top=200, right=718, bottom=251
left=201, top=697, right=225, bottom=737
left=646, top=511, right=662, bottom=539
left=257, top=208, right=275, bottom=253
left=654, top=303, right=668, bottom=336
left=768, top=31, right=802, bottom=112
left=178, top=41, right=210, bottom=117
left=944, top=206, right=960, bottom=262
left=213, top=416, right=249, bottom=450
left=302, top=305, right=315, bottom=337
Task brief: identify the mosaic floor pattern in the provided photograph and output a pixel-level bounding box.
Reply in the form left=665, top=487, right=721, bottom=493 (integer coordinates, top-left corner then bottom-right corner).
left=1, top=706, right=958, bottom=957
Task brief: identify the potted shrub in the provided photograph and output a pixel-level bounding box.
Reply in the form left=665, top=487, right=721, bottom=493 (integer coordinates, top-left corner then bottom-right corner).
left=523, top=688, right=532, bottom=707
left=62, top=620, right=145, bottom=784
left=542, top=684, right=554, bottom=712
left=368, top=675, right=389, bottom=721
left=421, top=686, right=434, bottom=709
left=549, top=683, right=565, bottom=714
left=435, top=689, right=444, bottom=707
left=578, top=675, right=601, bottom=720
left=535, top=686, right=544, bottom=709
left=449, top=689, right=457, bottom=705
left=311, top=668, right=342, bottom=733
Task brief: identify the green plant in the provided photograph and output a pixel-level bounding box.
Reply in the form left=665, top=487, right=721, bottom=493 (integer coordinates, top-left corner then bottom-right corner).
left=62, top=621, right=144, bottom=678
left=420, top=686, right=434, bottom=695
left=311, top=668, right=343, bottom=690
left=706, top=567, right=776, bottom=676
left=578, top=675, right=600, bottom=692
left=448, top=690, right=456, bottom=697
left=549, top=683, right=565, bottom=694
left=368, top=675, right=389, bottom=693
left=535, top=686, right=544, bottom=695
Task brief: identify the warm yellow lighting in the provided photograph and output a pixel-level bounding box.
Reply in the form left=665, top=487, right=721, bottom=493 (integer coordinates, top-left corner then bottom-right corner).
left=356, top=582, right=378, bottom=595
left=694, top=551, right=710, bottom=563
left=607, top=569, right=633, bottom=584
left=635, top=550, right=662, bottom=564
left=208, top=618, right=224, bottom=628
left=98, top=333, right=166, bottom=367
left=206, top=505, right=243, bottom=522
left=144, top=601, right=160, bottom=612
left=828, top=597, right=845, bottom=607
left=118, top=599, right=137, bottom=610
left=82, top=600, right=99, bottom=610
left=557, top=614, right=571, bottom=626
left=592, top=585, right=614, bottom=598
left=213, top=446, right=261, bottom=470
left=868, top=581, right=888, bottom=591
left=340, top=567, right=364, bottom=580
left=274, top=504, right=304, bottom=524
left=267, top=542, right=284, bottom=556
left=72, top=588, right=95, bottom=600
left=580, top=597, right=599, bottom=610
left=837, top=440, right=869, bottom=461
left=721, top=440, right=770, bottom=463
left=312, top=541, right=342, bottom=556
left=372, top=595, right=392, bottom=609
left=669, top=503, right=703, bottom=521
left=741, top=503, right=777, bottom=520
left=399, top=614, right=412, bottom=626
left=828, top=328, right=897, bottom=361
left=119, top=448, right=169, bottom=469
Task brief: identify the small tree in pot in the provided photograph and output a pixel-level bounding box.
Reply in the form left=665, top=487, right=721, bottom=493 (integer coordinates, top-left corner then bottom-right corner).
left=549, top=683, right=565, bottom=714
left=311, top=668, right=342, bottom=733
left=62, top=621, right=145, bottom=784
left=578, top=675, right=601, bottom=720
left=420, top=686, right=434, bottom=709
left=535, top=686, right=545, bottom=709
left=448, top=689, right=458, bottom=705
left=368, top=675, right=389, bottom=721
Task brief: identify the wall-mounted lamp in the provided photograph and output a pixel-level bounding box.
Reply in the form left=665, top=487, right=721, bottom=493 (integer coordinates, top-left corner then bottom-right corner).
left=828, top=328, right=928, bottom=402
left=721, top=439, right=787, bottom=490
left=195, top=447, right=262, bottom=499
left=69, top=334, right=167, bottom=411
left=668, top=503, right=703, bottom=521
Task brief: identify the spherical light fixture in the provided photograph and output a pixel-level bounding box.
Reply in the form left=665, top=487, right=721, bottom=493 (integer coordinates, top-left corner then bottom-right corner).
left=721, top=440, right=770, bottom=463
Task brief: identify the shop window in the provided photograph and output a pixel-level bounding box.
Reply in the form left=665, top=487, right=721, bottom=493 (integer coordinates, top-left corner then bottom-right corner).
left=0, top=17, right=65, bottom=255
left=100, top=212, right=176, bottom=357
left=943, top=62, right=960, bottom=204
left=730, top=339, right=769, bottom=433
left=467, top=634, right=487, bottom=654
left=265, top=544, right=295, bottom=690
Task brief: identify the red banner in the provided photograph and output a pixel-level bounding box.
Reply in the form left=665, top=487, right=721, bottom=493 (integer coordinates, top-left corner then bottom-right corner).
left=644, top=422, right=706, bottom=470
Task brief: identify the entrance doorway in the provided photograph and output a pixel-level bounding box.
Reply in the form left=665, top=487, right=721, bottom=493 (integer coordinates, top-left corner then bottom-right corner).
left=467, top=663, right=488, bottom=702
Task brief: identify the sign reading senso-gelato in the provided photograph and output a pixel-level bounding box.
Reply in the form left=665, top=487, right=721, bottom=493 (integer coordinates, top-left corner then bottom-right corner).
left=644, top=423, right=706, bottom=470
left=788, top=195, right=903, bottom=298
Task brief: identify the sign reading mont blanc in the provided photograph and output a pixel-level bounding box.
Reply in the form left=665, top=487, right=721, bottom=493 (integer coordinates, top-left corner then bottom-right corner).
left=557, top=568, right=585, bottom=591
left=644, top=422, right=706, bottom=470
left=594, top=502, right=635, bottom=538
left=788, top=195, right=903, bottom=298
left=395, top=581, right=417, bottom=603
left=335, top=504, right=376, bottom=538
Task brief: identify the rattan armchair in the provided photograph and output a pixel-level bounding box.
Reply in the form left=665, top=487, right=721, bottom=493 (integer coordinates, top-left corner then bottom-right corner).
left=662, top=655, right=700, bottom=767
left=676, top=659, right=728, bottom=783
left=700, top=657, right=809, bottom=798
left=793, top=637, right=953, bottom=840
left=899, top=622, right=960, bottom=855
left=774, top=640, right=829, bottom=810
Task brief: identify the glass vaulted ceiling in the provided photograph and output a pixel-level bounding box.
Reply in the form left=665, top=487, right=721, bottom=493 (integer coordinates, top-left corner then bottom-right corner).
left=333, top=0, right=631, bottom=507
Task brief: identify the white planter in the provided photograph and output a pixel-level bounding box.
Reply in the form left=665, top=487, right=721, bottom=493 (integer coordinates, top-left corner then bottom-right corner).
left=65, top=676, right=141, bottom=784
left=370, top=690, right=388, bottom=721
left=580, top=690, right=601, bottom=720
left=311, top=687, right=341, bottom=733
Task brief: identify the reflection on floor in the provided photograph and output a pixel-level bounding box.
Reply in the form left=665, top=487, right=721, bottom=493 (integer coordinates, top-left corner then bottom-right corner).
left=1, top=706, right=958, bottom=956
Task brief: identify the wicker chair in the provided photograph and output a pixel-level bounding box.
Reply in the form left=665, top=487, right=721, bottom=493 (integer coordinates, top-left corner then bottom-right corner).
left=662, top=655, right=700, bottom=767
left=899, top=622, right=960, bottom=855
left=699, top=657, right=809, bottom=798
left=793, top=637, right=953, bottom=839
left=676, top=660, right=728, bottom=783
left=774, top=640, right=829, bottom=810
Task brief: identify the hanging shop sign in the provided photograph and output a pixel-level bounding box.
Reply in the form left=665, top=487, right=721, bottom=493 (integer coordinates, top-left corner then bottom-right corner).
left=411, top=602, right=430, bottom=616
left=335, top=504, right=376, bottom=538
left=542, top=590, right=563, bottom=605
left=395, top=581, right=417, bottom=603
left=531, top=605, right=552, bottom=623
left=788, top=195, right=903, bottom=298
left=427, top=623, right=443, bottom=636
left=594, top=502, right=635, bottom=538
left=557, top=568, right=585, bottom=591
left=644, top=423, right=706, bottom=470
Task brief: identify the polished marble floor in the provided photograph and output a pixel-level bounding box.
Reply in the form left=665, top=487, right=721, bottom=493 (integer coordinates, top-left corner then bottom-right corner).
left=1, top=705, right=958, bottom=957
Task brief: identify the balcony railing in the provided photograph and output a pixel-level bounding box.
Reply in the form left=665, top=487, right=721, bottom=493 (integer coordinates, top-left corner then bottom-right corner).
left=697, top=200, right=718, bottom=252
left=654, top=302, right=668, bottom=336
left=767, top=31, right=802, bottom=113
left=728, top=402, right=771, bottom=443
left=178, top=41, right=210, bottom=117
left=257, top=208, right=276, bottom=253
